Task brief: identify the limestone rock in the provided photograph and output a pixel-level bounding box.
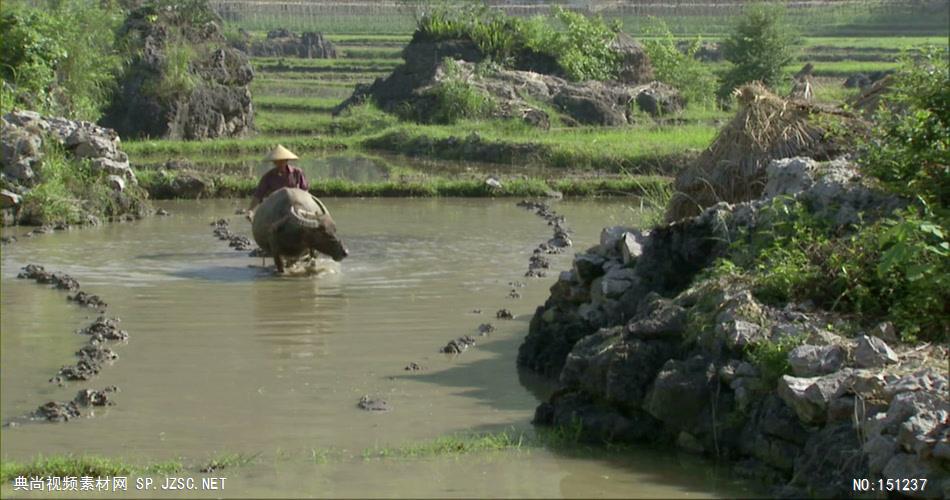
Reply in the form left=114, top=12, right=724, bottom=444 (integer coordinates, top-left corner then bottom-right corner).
left=854, top=335, right=899, bottom=368
left=635, top=82, right=685, bottom=117
left=777, top=371, right=850, bottom=425
left=621, top=230, right=648, bottom=265
left=787, top=344, right=845, bottom=377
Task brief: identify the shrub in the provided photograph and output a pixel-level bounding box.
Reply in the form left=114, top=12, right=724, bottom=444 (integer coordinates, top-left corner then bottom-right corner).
left=417, top=3, right=621, bottom=82
left=20, top=142, right=150, bottom=225
left=716, top=2, right=797, bottom=102
left=544, top=7, right=621, bottom=82
left=860, top=47, right=949, bottom=208
left=0, top=0, right=122, bottom=120
left=419, top=59, right=496, bottom=124
left=727, top=196, right=948, bottom=342
left=640, top=17, right=717, bottom=108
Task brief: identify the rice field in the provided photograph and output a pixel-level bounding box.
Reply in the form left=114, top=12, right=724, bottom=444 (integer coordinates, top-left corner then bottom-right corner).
left=119, top=1, right=948, bottom=194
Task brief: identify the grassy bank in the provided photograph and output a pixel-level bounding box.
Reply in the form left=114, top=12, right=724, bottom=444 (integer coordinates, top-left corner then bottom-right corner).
left=0, top=424, right=640, bottom=482
left=0, top=455, right=182, bottom=483
left=134, top=167, right=670, bottom=200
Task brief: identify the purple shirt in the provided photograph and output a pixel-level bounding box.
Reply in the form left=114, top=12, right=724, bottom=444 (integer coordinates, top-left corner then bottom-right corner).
left=253, top=165, right=309, bottom=200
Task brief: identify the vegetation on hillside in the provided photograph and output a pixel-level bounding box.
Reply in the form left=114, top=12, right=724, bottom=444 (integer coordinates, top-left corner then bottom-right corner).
left=18, top=142, right=151, bottom=225
left=640, top=17, right=717, bottom=107
left=0, top=0, right=123, bottom=120
left=708, top=50, right=949, bottom=342
left=417, top=3, right=622, bottom=81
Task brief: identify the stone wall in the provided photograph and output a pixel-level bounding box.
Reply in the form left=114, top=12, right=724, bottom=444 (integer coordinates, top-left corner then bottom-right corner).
left=519, top=157, right=948, bottom=497
left=1, top=111, right=146, bottom=225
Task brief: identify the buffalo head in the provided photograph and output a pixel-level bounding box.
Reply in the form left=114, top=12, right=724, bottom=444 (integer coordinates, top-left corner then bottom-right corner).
left=288, top=206, right=348, bottom=261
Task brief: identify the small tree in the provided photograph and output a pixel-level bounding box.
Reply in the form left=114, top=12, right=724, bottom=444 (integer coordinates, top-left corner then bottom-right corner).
left=641, top=17, right=717, bottom=108
left=717, top=2, right=797, bottom=102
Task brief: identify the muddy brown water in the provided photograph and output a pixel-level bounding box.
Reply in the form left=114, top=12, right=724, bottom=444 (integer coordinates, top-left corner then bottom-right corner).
left=1, top=199, right=760, bottom=498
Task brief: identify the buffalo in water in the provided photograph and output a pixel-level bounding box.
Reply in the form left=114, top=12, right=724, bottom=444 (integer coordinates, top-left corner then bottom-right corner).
left=251, top=188, right=348, bottom=273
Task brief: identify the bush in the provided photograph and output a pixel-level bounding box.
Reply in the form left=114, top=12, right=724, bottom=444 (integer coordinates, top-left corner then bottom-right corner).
left=0, top=0, right=122, bottom=120
left=417, top=3, right=621, bottom=82
left=716, top=2, right=797, bottom=102
left=640, top=17, right=717, bottom=108
left=418, top=59, right=496, bottom=124
left=723, top=196, right=948, bottom=342
left=860, top=47, right=949, bottom=208
left=20, top=142, right=150, bottom=225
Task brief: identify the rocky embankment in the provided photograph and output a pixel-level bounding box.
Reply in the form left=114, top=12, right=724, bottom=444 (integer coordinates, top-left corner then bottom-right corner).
left=232, top=28, right=337, bottom=58
left=1, top=110, right=147, bottom=226
left=101, top=1, right=254, bottom=139
left=519, top=157, right=948, bottom=498
left=336, top=34, right=683, bottom=127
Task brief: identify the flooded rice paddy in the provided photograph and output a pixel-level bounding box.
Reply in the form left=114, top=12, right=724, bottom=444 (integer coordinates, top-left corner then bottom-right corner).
left=1, top=198, right=759, bottom=498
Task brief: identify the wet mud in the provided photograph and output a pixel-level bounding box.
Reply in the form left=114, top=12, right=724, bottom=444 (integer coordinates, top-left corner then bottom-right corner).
left=211, top=218, right=255, bottom=252
left=12, top=264, right=127, bottom=423
left=357, top=395, right=392, bottom=412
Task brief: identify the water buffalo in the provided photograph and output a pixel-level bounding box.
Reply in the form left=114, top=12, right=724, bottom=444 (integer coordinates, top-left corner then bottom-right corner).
left=251, top=188, right=348, bottom=272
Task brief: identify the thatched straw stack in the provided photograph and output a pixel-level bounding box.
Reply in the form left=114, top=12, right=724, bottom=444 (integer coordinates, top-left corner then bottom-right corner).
left=665, top=82, right=865, bottom=222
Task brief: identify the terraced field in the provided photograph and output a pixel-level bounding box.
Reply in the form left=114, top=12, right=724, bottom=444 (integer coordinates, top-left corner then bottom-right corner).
left=124, top=6, right=947, bottom=198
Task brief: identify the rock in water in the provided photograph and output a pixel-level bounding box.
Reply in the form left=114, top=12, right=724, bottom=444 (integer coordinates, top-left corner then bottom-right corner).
left=358, top=395, right=392, bottom=412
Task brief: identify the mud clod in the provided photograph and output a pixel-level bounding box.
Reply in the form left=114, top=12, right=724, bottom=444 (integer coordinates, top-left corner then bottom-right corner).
left=33, top=401, right=81, bottom=422
left=508, top=289, right=522, bottom=299
left=228, top=235, right=252, bottom=250
left=77, top=316, right=129, bottom=341
left=76, top=342, right=119, bottom=362
left=51, top=358, right=102, bottom=383
left=441, top=335, right=477, bottom=353
left=404, top=362, right=427, bottom=371
left=68, top=291, right=108, bottom=309
left=496, top=309, right=514, bottom=320
left=358, top=395, right=392, bottom=412
left=477, top=323, right=496, bottom=335
left=74, top=386, right=118, bottom=407
left=18, top=265, right=81, bottom=291
left=212, top=218, right=256, bottom=252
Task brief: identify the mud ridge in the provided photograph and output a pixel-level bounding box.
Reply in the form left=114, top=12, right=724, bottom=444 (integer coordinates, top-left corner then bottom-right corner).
left=12, top=264, right=128, bottom=424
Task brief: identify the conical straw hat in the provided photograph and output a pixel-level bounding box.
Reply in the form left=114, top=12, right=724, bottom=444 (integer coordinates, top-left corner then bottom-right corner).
left=266, top=144, right=298, bottom=161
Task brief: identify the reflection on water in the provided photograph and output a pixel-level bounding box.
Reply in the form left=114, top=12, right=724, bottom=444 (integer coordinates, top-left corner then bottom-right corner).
left=0, top=198, right=758, bottom=498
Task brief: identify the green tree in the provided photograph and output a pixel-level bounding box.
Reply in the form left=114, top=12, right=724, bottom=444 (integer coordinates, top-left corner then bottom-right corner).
left=860, top=47, right=949, bottom=208
left=640, top=17, right=717, bottom=108
left=717, top=2, right=797, bottom=102
left=0, top=0, right=122, bottom=120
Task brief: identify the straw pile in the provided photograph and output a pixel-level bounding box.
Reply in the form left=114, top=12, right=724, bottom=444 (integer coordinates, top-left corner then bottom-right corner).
left=665, top=82, right=865, bottom=222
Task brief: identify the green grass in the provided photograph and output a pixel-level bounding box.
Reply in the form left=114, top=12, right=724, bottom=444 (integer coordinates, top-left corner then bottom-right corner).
left=339, top=47, right=403, bottom=60
left=198, top=453, right=260, bottom=473
left=123, top=135, right=350, bottom=157
left=1, top=455, right=183, bottom=482
left=254, top=96, right=342, bottom=112
left=253, top=57, right=399, bottom=71
left=135, top=166, right=670, bottom=200
left=325, top=34, right=411, bottom=44
left=361, top=120, right=713, bottom=173
left=254, top=71, right=384, bottom=82
left=255, top=111, right=336, bottom=135
left=363, top=431, right=527, bottom=460
left=801, top=36, right=948, bottom=50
